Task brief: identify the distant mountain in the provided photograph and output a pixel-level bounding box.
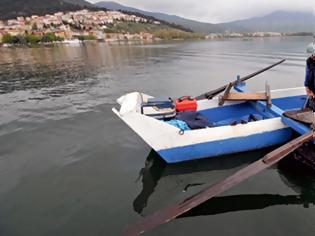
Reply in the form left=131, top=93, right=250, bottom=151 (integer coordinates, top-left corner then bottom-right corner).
left=2, top=0, right=314, bottom=34
left=95, top=1, right=223, bottom=33
left=0, top=0, right=94, bottom=20
left=94, top=2, right=315, bottom=33
left=220, top=11, right=315, bottom=33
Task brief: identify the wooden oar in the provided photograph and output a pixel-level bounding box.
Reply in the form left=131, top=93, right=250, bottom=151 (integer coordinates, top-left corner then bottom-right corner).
left=124, top=131, right=313, bottom=236
left=195, top=59, right=286, bottom=100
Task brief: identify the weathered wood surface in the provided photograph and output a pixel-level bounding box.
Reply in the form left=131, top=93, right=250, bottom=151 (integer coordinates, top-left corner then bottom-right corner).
left=218, top=82, right=233, bottom=106
left=283, top=109, right=315, bottom=125
left=225, top=92, right=267, bottom=101
left=266, top=83, right=272, bottom=107
left=219, top=82, right=271, bottom=106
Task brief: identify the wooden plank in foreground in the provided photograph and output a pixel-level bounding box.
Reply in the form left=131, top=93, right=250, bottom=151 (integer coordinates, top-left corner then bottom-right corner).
left=124, top=131, right=314, bottom=236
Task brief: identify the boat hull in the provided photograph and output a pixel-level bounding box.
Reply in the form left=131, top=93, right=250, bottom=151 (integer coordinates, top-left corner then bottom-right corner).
left=158, top=128, right=292, bottom=163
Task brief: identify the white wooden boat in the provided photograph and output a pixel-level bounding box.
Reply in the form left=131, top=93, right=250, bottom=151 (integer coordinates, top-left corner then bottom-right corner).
left=112, top=85, right=307, bottom=163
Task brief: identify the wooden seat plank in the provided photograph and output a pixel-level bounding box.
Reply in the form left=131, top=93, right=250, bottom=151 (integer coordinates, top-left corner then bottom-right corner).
left=225, top=92, right=267, bottom=101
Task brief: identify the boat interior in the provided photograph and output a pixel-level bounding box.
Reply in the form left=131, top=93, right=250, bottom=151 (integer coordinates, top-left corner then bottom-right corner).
left=199, top=95, right=307, bottom=127
left=117, top=88, right=308, bottom=130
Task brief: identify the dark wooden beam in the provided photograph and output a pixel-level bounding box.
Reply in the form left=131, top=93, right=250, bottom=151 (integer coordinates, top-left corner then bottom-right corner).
left=124, top=131, right=313, bottom=236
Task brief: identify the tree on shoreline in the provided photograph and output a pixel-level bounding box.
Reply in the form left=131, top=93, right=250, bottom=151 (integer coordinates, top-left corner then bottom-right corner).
left=1, top=33, right=64, bottom=44
left=2, top=33, right=20, bottom=44
left=76, top=35, right=96, bottom=41
left=41, top=33, right=63, bottom=42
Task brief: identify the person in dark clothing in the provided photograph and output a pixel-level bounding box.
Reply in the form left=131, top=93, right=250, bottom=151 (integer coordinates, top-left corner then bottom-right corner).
left=304, top=43, right=315, bottom=110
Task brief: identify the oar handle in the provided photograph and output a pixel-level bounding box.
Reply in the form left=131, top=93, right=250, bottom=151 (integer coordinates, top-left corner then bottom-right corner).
left=240, top=59, right=285, bottom=83
left=196, top=59, right=286, bottom=100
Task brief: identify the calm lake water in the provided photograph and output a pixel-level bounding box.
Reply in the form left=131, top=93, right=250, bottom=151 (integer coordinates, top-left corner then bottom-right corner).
left=1, top=37, right=315, bottom=236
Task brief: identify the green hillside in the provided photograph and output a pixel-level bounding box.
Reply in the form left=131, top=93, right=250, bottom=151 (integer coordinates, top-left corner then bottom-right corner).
left=0, top=0, right=98, bottom=20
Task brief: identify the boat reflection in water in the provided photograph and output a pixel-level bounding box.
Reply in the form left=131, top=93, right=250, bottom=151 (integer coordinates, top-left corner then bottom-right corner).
left=133, top=149, right=315, bottom=217
left=133, top=151, right=167, bottom=215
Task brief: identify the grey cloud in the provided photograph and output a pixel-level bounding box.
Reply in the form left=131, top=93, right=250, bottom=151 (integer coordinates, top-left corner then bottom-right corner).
left=89, top=0, right=315, bottom=23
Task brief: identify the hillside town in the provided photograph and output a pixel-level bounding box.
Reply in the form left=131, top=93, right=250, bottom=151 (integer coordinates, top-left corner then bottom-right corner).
left=0, top=9, right=159, bottom=43
left=0, top=9, right=311, bottom=45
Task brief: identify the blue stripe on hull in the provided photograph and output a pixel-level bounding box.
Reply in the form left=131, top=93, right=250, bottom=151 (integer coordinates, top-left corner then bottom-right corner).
left=158, top=128, right=292, bottom=163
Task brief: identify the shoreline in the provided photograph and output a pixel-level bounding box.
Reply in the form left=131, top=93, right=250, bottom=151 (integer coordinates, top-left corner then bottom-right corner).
left=0, top=34, right=313, bottom=48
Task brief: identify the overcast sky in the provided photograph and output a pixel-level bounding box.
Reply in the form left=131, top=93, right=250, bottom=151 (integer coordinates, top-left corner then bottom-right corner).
left=88, top=0, right=315, bottom=23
